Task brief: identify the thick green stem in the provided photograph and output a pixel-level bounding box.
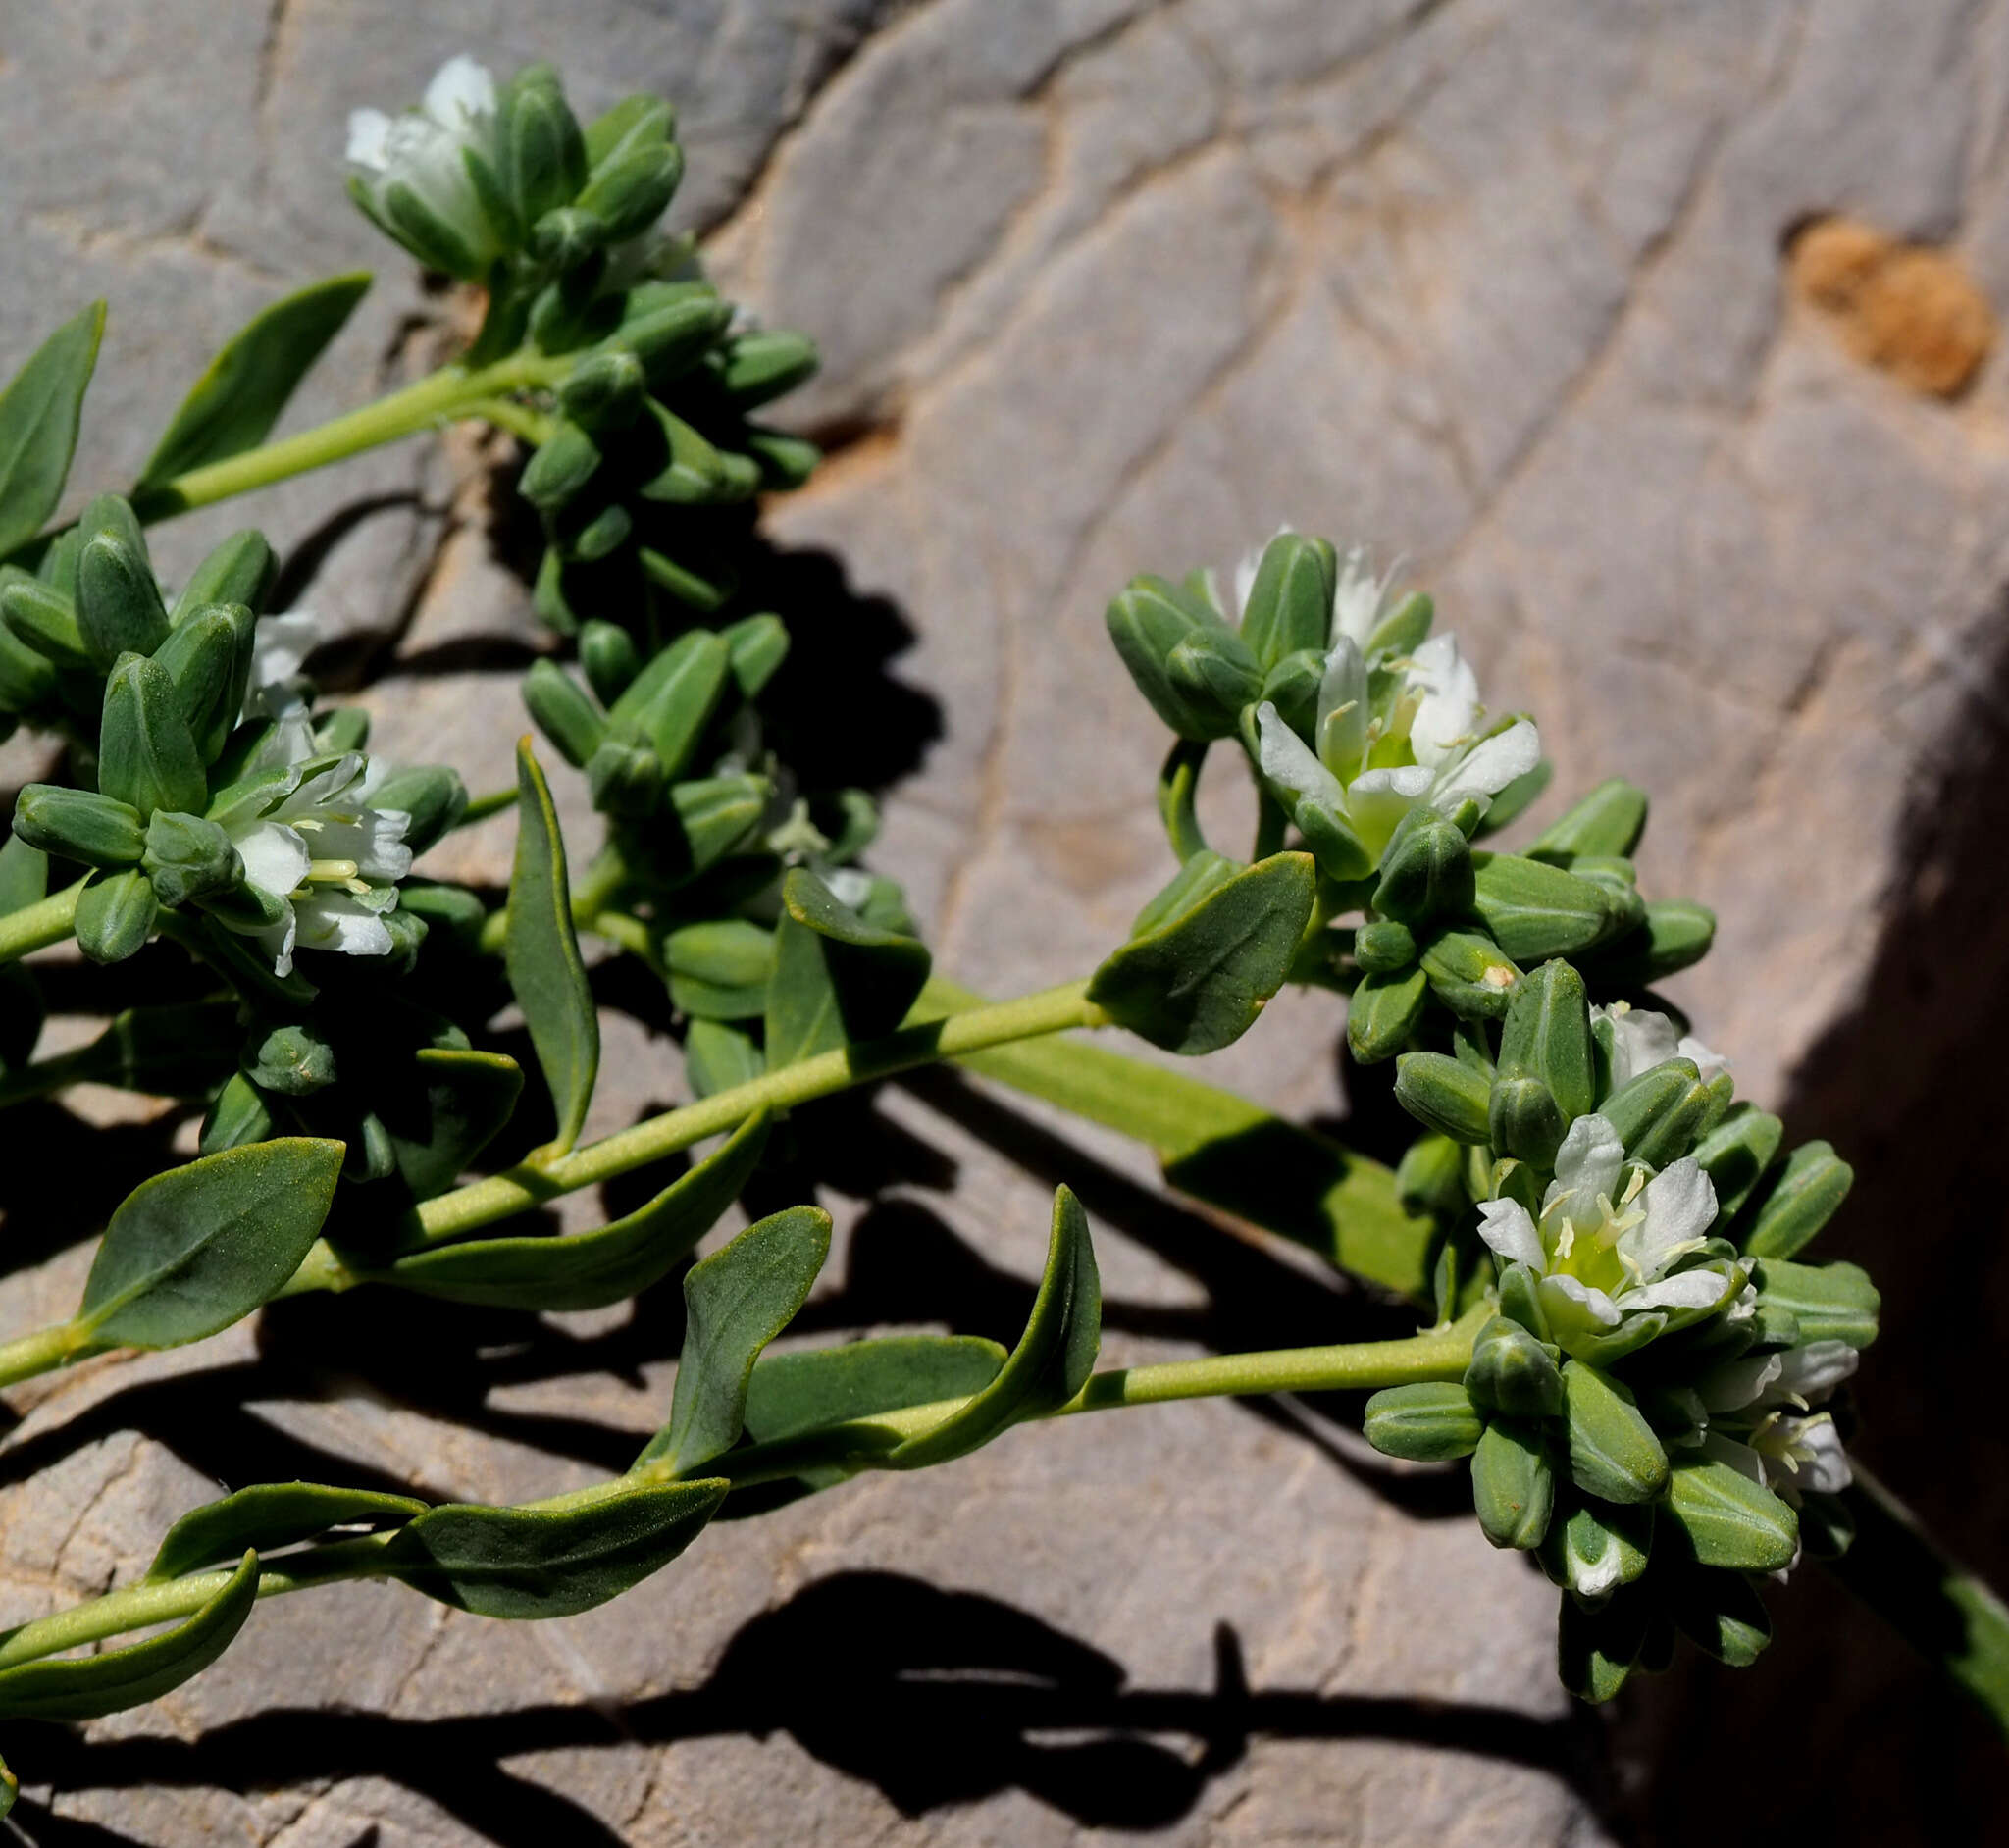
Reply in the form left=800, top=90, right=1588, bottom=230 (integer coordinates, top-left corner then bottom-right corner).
left=0, top=880, right=83, bottom=966
left=0, top=1321, right=91, bottom=1391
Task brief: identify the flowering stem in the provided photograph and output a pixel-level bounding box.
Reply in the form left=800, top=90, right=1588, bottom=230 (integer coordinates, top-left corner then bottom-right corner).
left=0, top=880, right=83, bottom=967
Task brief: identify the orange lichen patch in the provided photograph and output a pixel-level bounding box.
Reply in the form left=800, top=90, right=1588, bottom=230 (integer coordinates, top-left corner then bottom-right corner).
left=1787, top=216, right=1995, bottom=398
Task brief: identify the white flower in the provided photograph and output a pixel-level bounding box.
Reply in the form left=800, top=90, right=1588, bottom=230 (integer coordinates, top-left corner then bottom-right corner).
left=210, top=726, right=413, bottom=979
left=346, top=55, right=502, bottom=278
left=1219, top=531, right=1406, bottom=656
left=1693, top=1339, right=1858, bottom=1504
left=242, top=610, right=322, bottom=721
left=1475, top=1112, right=1741, bottom=1355
left=1594, top=1001, right=1730, bottom=1090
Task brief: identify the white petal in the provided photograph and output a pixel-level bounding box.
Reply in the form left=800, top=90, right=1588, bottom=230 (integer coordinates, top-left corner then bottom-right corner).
left=1697, top=1352, right=1783, bottom=1415
left=258, top=907, right=298, bottom=980
left=822, top=867, right=874, bottom=911
left=1597, top=1002, right=1682, bottom=1090
left=1256, top=702, right=1345, bottom=809
left=424, top=54, right=496, bottom=129
left=1771, top=1340, right=1859, bottom=1404
left=1545, top=1113, right=1624, bottom=1227
left=314, top=807, right=413, bottom=883
left=1677, top=1032, right=1733, bottom=1086
left=244, top=611, right=321, bottom=718
left=1631, top=1158, right=1719, bottom=1268
left=293, top=890, right=395, bottom=959
left=1314, top=636, right=1367, bottom=780
left=1407, top=633, right=1482, bottom=767
left=1330, top=544, right=1389, bottom=648
left=1342, top=766, right=1432, bottom=859
left=232, top=821, right=309, bottom=898
left=345, top=108, right=392, bottom=171
left=1475, top=1199, right=1544, bottom=1271
left=1617, top=1266, right=1735, bottom=1313
left=1432, top=719, right=1541, bottom=805
left=1230, top=543, right=1264, bottom=625
left=1791, top=1416, right=1853, bottom=1494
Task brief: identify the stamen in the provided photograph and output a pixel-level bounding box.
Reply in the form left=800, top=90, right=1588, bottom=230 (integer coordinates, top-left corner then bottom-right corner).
left=307, top=858, right=361, bottom=884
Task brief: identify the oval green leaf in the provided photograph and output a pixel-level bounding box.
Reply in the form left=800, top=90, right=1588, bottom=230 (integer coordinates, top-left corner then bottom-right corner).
left=0, top=301, right=104, bottom=558
left=148, top=1483, right=427, bottom=1583
left=763, top=867, right=932, bottom=1068
left=745, top=1334, right=1008, bottom=1445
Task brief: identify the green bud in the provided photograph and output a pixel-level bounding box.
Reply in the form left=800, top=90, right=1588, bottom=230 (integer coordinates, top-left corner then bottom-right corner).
left=746, top=427, right=820, bottom=489
left=1365, top=590, right=1433, bottom=659
left=1739, top=1139, right=1853, bottom=1259
left=1417, top=928, right=1520, bottom=1021
left=152, top=602, right=254, bottom=763
left=1562, top=1360, right=1668, bottom=1505
left=0, top=575, right=93, bottom=666
left=367, top=764, right=468, bottom=855
left=1257, top=646, right=1321, bottom=738
left=1394, top=1131, right=1467, bottom=1222
left=1558, top=1585, right=1649, bottom=1703
left=1465, top=1314, right=1565, bottom=1419
left=1566, top=854, right=1646, bottom=936
left=580, top=620, right=642, bottom=706
left=1451, top=1016, right=1496, bottom=1077
left=1668, top=1567, right=1771, bottom=1667
left=75, top=867, right=159, bottom=964
left=519, top=421, right=602, bottom=511
left=1497, top=959, right=1594, bottom=1122
left=1163, top=630, right=1262, bottom=737
left=1362, top=1381, right=1483, bottom=1462
left=243, top=1021, right=338, bottom=1096
left=608, top=629, right=730, bottom=778
left=1354, top=917, right=1417, bottom=974
left=98, top=654, right=208, bottom=818
left=1488, top=1073, right=1567, bottom=1170
left=716, top=329, right=820, bottom=409
left=171, top=530, right=275, bottom=621
left=1538, top=1498, right=1653, bottom=1600
left=1527, top=778, right=1648, bottom=862
left=1589, top=898, right=1716, bottom=986
left=1496, top=1260, right=1549, bottom=1339
left=723, top=613, right=790, bottom=700
left=0, top=601, right=56, bottom=710
left=35, top=527, right=82, bottom=598
left=503, top=66, right=589, bottom=224
left=397, top=880, right=488, bottom=950
left=316, top=707, right=370, bottom=754
left=1393, top=1051, right=1493, bottom=1144
left=1106, top=576, right=1221, bottom=740
left=1471, top=1419, right=1554, bottom=1550
left=1346, top=965, right=1426, bottom=1064
left=586, top=738, right=664, bottom=816
left=13, top=785, right=145, bottom=867
left=557, top=349, right=647, bottom=426
left=1288, top=792, right=1372, bottom=884
left=1598, top=1056, right=1699, bottom=1153
left=627, top=295, right=736, bottom=383
left=1664, top=1460, right=1799, bottom=1571
left=585, top=92, right=675, bottom=164
left=1373, top=810, right=1473, bottom=925
left=665, top=774, right=769, bottom=878
left=1693, top=1105, right=1784, bottom=1223
left=573, top=140, right=683, bottom=241
left=1469, top=851, right=1612, bottom=961
left=1752, top=1257, right=1879, bottom=1348
left=523, top=659, right=608, bottom=768
left=200, top=1071, right=275, bottom=1155
left=75, top=495, right=168, bottom=662
left=571, top=502, right=634, bottom=562
left=140, top=810, right=240, bottom=907
left=1625, top=1067, right=1718, bottom=1169
left=638, top=545, right=729, bottom=613
left=1238, top=532, right=1336, bottom=669
left=638, top=402, right=730, bottom=502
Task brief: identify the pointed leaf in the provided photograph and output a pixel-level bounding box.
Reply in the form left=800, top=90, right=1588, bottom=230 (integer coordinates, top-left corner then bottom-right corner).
left=0, top=301, right=104, bottom=557
left=1087, top=850, right=1315, bottom=1054
left=380, top=1477, right=725, bottom=1618
left=763, top=867, right=931, bottom=1068
left=635, top=1206, right=832, bottom=1474
left=148, top=1483, right=426, bottom=1582
left=77, top=1139, right=343, bottom=1348
left=887, top=1186, right=1102, bottom=1470
left=385, top=1109, right=770, bottom=1309
left=137, top=275, right=371, bottom=491
left=506, top=739, right=598, bottom=1154
left=745, top=1335, right=1008, bottom=1444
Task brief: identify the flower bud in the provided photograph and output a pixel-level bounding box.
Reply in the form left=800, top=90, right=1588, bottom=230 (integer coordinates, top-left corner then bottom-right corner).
left=1565, top=854, right=1646, bottom=936
left=152, top=602, right=254, bottom=764
left=171, top=530, right=275, bottom=621
left=1562, top=1360, right=1668, bottom=1505
left=723, top=613, right=790, bottom=700
left=75, top=867, right=159, bottom=964
left=0, top=575, right=92, bottom=667
left=1739, top=1139, right=1853, bottom=1259
left=1624, top=1067, right=1718, bottom=1169
left=1538, top=1498, right=1653, bottom=1600
left=747, top=428, right=819, bottom=489
left=664, top=774, right=770, bottom=878
left=243, top=1021, right=339, bottom=1096
left=1488, top=1073, right=1566, bottom=1170
left=1373, top=810, right=1473, bottom=924
left=1558, top=1584, right=1650, bottom=1703
left=1598, top=1057, right=1699, bottom=1154
left=1257, top=646, right=1321, bottom=739
left=523, top=658, right=608, bottom=768
left=367, top=763, right=469, bottom=855
left=397, top=879, right=489, bottom=950
left=636, top=402, right=735, bottom=503
left=75, top=495, right=168, bottom=663
left=1417, top=928, right=1520, bottom=1021
left=580, top=619, right=642, bottom=706
left=140, top=810, right=240, bottom=907
left=1238, top=532, right=1336, bottom=669
left=199, top=1070, right=275, bottom=1155
left=1394, top=1130, right=1467, bottom=1222
left=1347, top=965, right=1425, bottom=1064
left=573, top=139, right=683, bottom=241
left=1106, top=576, right=1221, bottom=740
left=13, top=785, right=144, bottom=867
left=609, top=629, right=730, bottom=778
left=1471, top=1419, right=1554, bottom=1550
left=1163, top=631, right=1262, bottom=737
left=98, top=654, right=209, bottom=819
left=1393, top=1051, right=1493, bottom=1144
left=1354, top=917, right=1416, bottom=974
left=623, top=294, right=734, bottom=382
left=568, top=503, right=632, bottom=563
left=1362, top=1381, right=1483, bottom=1461
left=1664, top=1460, right=1798, bottom=1571
left=1465, top=1314, right=1565, bottom=1418
left=1469, top=851, right=1611, bottom=960
left=1496, top=1259, right=1550, bottom=1339
left=1497, top=958, right=1594, bottom=1122
left=1668, top=1567, right=1771, bottom=1667
left=587, top=738, right=664, bottom=816
left=1692, top=1105, right=1784, bottom=1223
left=519, top=421, right=602, bottom=512
left=502, top=66, right=588, bottom=225
left=556, top=348, right=646, bottom=426
left=0, top=600, right=56, bottom=713
left=1751, top=1256, right=1879, bottom=1348
left=1588, top=898, right=1716, bottom=986
left=1527, top=777, right=1649, bottom=862
left=716, top=328, right=820, bottom=409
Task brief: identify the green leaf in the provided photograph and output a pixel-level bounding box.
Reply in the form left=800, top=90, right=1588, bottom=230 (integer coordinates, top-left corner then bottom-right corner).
left=77, top=1139, right=343, bottom=1348
left=384, top=1109, right=770, bottom=1310
left=362, top=1048, right=523, bottom=1206
left=887, top=1186, right=1101, bottom=1470
left=684, top=1018, right=764, bottom=1097
left=147, top=1483, right=426, bottom=1582
left=635, top=1206, right=833, bottom=1474
left=506, top=739, right=598, bottom=1154
left=0, top=1551, right=258, bottom=1720
left=381, top=1477, right=726, bottom=1619
left=1087, top=850, right=1315, bottom=1054
left=136, top=276, right=371, bottom=491
left=745, top=1335, right=1008, bottom=1445
left=0, top=832, right=48, bottom=915
left=763, top=867, right=931, bottom=1068
left=663, top=917, right=774, bottom=1021
left=0, top=301, right=104, bottom=558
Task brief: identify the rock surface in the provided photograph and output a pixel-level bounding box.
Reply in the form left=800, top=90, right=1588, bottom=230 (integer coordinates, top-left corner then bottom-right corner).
left=3, top=1, right=2007, bottom=1843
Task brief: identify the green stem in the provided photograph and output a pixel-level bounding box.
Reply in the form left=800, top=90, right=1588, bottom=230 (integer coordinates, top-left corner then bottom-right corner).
left=0, top=1321, right=91, bottom=1390
left=135, top=353, right=570, bottom=520
left=455, top=787, right=519, bottom=828
left=1157, top=739, right=1211, bottom=862
left=0, top=880, right=84, bottom=966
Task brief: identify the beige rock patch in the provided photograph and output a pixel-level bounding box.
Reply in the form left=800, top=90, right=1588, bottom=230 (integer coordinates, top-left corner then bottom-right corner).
left=1788, top=215, right=1995, bottom=397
